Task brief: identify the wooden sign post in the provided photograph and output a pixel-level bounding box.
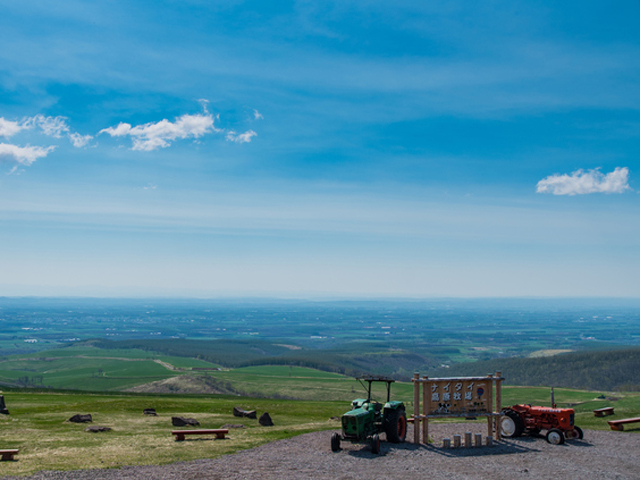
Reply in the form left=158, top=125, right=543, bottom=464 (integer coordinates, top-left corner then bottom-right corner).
left=411, top=372, right=503, bottom=444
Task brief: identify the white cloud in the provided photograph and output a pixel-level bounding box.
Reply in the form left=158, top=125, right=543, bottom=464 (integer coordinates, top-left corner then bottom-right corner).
left=23, top=115, right=70, bottom=138
left=0, top=143, right=56, bottom=167
left=253, top=109, right=263, bottom=120
left=99, top=113, right=218, bottom=151
left=536, top=167, right=631, bottom=195
left=226, top=129, right=257, bottom=143
left=0, top=118, right=26, bottom=138
left=68, top=132, right=93, bottom=148
left=2, top=115, right=91, bottom=148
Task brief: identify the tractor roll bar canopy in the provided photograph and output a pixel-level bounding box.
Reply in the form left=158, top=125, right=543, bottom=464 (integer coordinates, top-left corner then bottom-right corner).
left=356, top=375, right=395, bottom=403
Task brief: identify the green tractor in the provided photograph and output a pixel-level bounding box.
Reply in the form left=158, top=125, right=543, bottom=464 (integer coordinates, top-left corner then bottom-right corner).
left=331, top=375, right=407, bottom=454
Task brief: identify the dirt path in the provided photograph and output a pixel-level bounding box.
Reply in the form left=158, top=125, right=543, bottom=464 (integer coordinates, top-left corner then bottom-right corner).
left=3, top=424, right=639, bottom=480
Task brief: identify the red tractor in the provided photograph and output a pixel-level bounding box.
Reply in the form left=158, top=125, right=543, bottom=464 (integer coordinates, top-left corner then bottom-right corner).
left=500, top=404, right=583, bottom=445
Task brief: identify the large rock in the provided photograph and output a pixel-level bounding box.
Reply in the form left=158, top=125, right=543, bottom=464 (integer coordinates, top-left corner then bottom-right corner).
left=221, top=423, right=245, bottom=429
left=0, top=395, right=8, bottom=415
left=172, top=416, right=200, bottom=427
left=68, top=414, right=93, bottom=423
left=259, top=412, right=274, bottom=426
left=143, top=408, right=157, bottom=416
left=233, top=407, right=257, bottom=419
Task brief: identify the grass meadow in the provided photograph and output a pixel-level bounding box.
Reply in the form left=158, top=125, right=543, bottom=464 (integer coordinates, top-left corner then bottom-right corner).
left=1, top=380, right=639, bottom=476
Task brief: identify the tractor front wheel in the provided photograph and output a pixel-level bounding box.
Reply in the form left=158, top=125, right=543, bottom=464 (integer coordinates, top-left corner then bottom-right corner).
left=371, top=434, right=381, bottom=454
left=384, top=409, right=407, bottom=443
left=331, top=433, right=341, bottom=452
left=546, top=428, right=565, bottom=445
left=501, top=410, right=524, bottom=438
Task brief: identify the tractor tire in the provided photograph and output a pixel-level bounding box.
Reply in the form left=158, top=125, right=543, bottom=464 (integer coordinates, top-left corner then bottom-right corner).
left=546, top=428, right=565, bottom=445
left=501, top=410, right=524, bottom=438
left=331, top=432, right=341, bottom=452
left=572, top=426, right=584, bottom=440
left=371, top=434, right=381, bottom=454
left=384, top=409, right=407, bottom=443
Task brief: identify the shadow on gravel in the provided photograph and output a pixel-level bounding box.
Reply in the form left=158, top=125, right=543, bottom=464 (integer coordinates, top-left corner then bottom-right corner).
left=342, top=440, right=536, bottom=458
left=425, top=441, right=537, bottom=458
left=562, top=440, right=593, bottom=448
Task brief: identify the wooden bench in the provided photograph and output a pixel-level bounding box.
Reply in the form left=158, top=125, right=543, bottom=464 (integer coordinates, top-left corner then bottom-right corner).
left=0, top=449, right=19, bottom=461
left=607, top=417, right=640, bottom=431
left=172, top=429, right=228, bottom=441
left=593, top=407, right=615, bottom=417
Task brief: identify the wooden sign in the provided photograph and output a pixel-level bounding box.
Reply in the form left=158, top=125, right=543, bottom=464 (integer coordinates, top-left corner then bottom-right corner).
left=411, top=372, right=503, bottom=445
left=427, top=378, right=491, bottom=416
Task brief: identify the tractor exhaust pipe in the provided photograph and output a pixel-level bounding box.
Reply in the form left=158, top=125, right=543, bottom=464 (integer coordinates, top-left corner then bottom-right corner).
left=551, top=387, right=556, bottom=408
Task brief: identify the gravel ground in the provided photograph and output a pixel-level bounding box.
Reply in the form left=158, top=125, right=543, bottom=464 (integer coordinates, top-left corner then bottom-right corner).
left=3, top=424, right=639, bottom=480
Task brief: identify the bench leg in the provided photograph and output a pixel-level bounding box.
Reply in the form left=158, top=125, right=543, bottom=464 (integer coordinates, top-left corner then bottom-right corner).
left=215, top=433, right=226, bottom=439
left=175, top=434, right=185, bottom=441
left=610, top=424, right=624, bottom=431
left=1, top=453, right=15, bottom=461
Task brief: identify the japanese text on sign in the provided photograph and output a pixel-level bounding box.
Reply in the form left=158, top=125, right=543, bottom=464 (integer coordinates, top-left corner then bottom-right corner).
left=426, top=379, right=491, bottom=416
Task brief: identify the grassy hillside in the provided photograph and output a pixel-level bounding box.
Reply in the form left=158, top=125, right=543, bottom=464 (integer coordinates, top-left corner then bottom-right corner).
left=0, top=390, right=344, bottom=476
left=0, top=385, right=639, bottom=476
left=427, top=347, right=640, bottom=391
left=77, top=338, right=439, bottom=378
left=5, top=341, right=640, bottom=397
left=0, top=346, right=219, bottom=391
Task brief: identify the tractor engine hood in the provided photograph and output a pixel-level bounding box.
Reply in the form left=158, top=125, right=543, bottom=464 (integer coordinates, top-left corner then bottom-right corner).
left=342, top=407, right=371, bottom=438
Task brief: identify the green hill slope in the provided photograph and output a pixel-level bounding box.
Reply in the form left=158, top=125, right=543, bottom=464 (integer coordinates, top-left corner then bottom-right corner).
left=428, top=347, right=640, bottom=391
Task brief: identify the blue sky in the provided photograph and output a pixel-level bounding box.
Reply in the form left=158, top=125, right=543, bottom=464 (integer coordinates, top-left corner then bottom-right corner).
left=0, top=1, right=638, bottom=297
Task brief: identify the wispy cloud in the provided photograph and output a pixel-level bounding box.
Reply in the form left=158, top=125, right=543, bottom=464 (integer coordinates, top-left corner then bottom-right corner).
left=0, top=115, right=93, bottom=148
left=0, top=143, right=56, bottom=167
left=226, top=130, right=257, bottom=143
left=99, top=113, right=219, bottom=151
left=23, top=114, right=70, bottom=138
left=0, top=118, right=26, bottom=138
left=253, top=109, right=263, bottom=120
left=536, top=167, right=631, bottom=195
left=68, top=132, right=93, bottom=148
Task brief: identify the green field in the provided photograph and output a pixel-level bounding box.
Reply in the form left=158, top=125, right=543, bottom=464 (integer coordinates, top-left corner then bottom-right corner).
left=0, top=390, right=344, bottom=476
left=0, top=347, right=221, bottom=391
left=0, top=383, right=639, bottom=476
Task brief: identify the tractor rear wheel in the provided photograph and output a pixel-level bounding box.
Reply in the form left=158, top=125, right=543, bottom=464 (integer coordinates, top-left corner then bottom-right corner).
left=331, top=432, right=341, bottom=452
left=501, top=410, right=524, bottom=438
left=371, top=434, right=381, bottom=454
left=546, top=428, right=565, bottom=445
left=572, top=426, right=584, bottom=440
left=384, top=409, right=407, bottom=443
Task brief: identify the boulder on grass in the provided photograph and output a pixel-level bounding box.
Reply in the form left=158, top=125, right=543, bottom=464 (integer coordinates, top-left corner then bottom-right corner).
left=172, top=416, right=200, bottom=427
left=221, top=424, right=245, bottom=429
left=0, top=395, right=8, bottom=415
left=259, top=412, right=274, bottom=427
left=143, top=408, right=157, bottom=416
left=68, top=414, right=93, bottom=423
left=85, top=426, right=112, bottom=433
left=233, top=407, right=257, bottom=419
